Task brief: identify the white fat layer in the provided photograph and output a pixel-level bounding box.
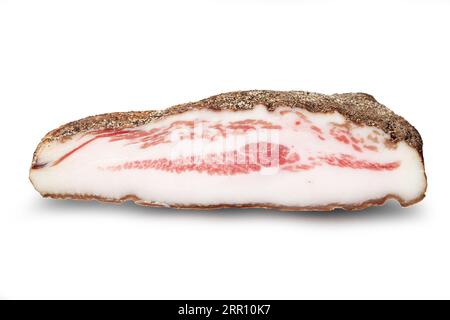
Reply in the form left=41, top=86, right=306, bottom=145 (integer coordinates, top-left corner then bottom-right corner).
left=30, top=106, right=426, bottom=207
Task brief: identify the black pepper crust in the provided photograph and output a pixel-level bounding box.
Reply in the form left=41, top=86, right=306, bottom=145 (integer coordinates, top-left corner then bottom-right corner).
left=37, top=90, right=423, bottom=156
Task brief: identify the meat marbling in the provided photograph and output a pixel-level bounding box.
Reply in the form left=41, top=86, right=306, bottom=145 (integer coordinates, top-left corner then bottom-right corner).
left=30, top=90, right=427, bottom=211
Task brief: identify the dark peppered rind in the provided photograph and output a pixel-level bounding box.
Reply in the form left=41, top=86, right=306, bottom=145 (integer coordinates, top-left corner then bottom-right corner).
left=37, top=90, right=423, bottom=156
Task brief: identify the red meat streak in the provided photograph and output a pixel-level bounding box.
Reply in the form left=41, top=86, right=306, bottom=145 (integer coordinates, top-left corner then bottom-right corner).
left=52, top=129, right=134, bottom=166
left=105, top=143, right=399, bottom=175
left=106, top=143, right=298, bottom=175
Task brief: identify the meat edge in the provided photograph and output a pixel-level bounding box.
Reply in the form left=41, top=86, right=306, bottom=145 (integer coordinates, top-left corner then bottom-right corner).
left=38, top=192, right=426, bottom=212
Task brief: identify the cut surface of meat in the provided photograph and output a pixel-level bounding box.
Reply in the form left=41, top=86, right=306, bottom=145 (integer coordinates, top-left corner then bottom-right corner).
left=30, top=90, right=427, bottom=211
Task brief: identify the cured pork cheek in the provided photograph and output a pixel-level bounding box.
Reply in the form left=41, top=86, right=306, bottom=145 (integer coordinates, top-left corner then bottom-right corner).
left=29, top=91, right=427, bottom=211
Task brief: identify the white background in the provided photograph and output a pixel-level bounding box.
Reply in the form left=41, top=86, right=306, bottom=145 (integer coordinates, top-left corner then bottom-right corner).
left=0, top=0, right=448, bottom=299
